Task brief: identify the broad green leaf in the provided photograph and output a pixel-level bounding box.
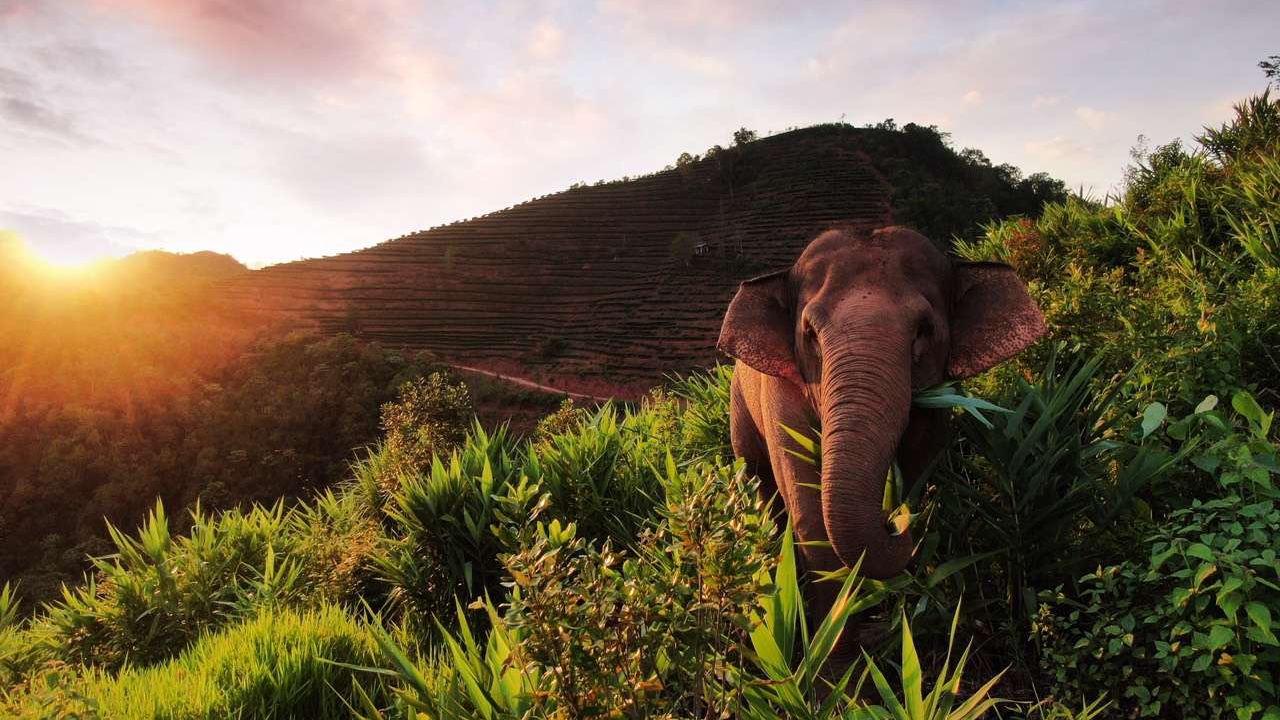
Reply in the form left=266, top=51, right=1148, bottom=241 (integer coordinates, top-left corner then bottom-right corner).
left=1246, top=601, right=1273, bottom=632
left=1186, top=543, right=1214, bottom=562
left=1141, top=402, right=1167, bottom=439
left=1233, top=391, right=1272, bottom=434
left=1194, top=563, right=1217, bottom=588
left=1195, top=395, right=1219, bottom=414
left=924, top=550, right=999, bottom=589
left=1207, top=624, right=1235, bottom=649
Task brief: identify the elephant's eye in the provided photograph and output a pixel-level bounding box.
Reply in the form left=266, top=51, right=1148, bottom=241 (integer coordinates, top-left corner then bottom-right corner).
left=912, top=318, right=933, bottom=362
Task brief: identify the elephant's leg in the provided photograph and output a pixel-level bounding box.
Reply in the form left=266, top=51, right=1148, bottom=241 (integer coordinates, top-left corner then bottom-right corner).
left=730, top=375, right=784, bottom=521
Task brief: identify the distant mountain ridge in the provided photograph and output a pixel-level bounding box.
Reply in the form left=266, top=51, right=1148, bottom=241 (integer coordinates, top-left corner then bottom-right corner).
left=219, top=123, right=1062, bottom=398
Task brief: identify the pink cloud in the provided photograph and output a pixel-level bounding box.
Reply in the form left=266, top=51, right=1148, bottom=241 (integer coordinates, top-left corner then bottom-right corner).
left=598, top=0, right=786, bottom=30
left=82, top=0, right=413, bottom=80
left=526, top=19, right=565, bottom=61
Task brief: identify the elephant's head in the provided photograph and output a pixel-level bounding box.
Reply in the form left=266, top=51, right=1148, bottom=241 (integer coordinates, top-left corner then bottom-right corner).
left=717, top=226, right=1046, bottom=578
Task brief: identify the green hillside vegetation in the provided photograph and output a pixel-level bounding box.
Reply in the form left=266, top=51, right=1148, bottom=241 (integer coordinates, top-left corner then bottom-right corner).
left=1, top=95, right=1277, bottom=718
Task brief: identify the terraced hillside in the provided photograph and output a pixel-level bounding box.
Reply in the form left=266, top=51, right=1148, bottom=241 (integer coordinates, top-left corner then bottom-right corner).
left=219, top=124, right=1048, bottom=398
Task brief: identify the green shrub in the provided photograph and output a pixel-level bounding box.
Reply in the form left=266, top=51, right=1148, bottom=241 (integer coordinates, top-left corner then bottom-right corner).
left=532, top=398, right=587, bottom=445
left=1034, top=393, right=1279, bottom=719
left=502, top=456, right=774, bottom=717
left=373, top=423, right=523, bottom=630
left=936, top=350, right=1186, bottom=638
left=290, top=488, right=383, bottom=608
left=35, top=501, right=303, bottom=669
left=379, top=371, right=473, bottom=477
left=521, top=404, right=668, bottom=548
left=668, top=365, right=736, bottom=465
left=1198, top=90, right=1280, bottom=165
left=351, top=461, right=1012, bottom=719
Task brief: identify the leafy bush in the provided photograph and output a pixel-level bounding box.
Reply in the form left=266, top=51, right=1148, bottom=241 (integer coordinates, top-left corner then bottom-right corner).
left=1034, top=394, right=1279, bottom=719
left=373, top=423, right=523, bottom=629
left=669, top=365, right=736, bottom=465
left=290, top=488, right=384, bottom=608
left=1198, top=90, right=1280, bottom=165
left=511, top=457, right=772, bottom=717
left=521, top=404, right=669, bottom=548
left=936, top=350, right=1185, bottom=636
left=379, top=370, right=474, bottom=476
left=35, top=501, right=302, bottom=670
left=532, top=398, right=587, bottom=445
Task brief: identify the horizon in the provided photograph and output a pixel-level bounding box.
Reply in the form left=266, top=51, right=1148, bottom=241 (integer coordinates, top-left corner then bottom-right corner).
left=1, top=0, right=1275, bottom=268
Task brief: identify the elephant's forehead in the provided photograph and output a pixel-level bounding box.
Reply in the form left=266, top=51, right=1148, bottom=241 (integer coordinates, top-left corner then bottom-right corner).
left=794, top=227, right=949, bottom=294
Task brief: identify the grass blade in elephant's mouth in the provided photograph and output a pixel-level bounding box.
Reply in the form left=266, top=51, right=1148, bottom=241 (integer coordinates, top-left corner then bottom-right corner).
left=778, top=382, right=1012, bottom=538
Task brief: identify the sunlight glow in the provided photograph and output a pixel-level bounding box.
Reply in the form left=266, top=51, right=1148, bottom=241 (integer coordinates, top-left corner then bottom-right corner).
left=1, top=232, right=106, bottom=281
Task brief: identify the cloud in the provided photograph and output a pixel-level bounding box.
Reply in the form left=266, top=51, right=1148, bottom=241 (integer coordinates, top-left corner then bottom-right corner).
left=1032, top=95, right=1060, bottom=108
left=598, top=0, right=787, bottom=30
left=0, top=206, right=150, bottom=262
left=0, top=2, right=36, bottom=19
left=83, top=0, right=414, bottom=82
left=0, top=96, right=88, bottom=143
left=526, top=20, right=565, bottom=61
left=270, top=131, right=435, bottom=211
left=0, top=62, right=94, bottom=144
left=962, top=89, right=982, bottom=105
left=1075, top=105, right=1106, bottom=130
left=657, top=47, right=731, bottom=77
left=32, top=42, right=118, bottom=80
left=0, top=66, right=33, bottom=94
left=1024, top=135, right=1094, bottom=162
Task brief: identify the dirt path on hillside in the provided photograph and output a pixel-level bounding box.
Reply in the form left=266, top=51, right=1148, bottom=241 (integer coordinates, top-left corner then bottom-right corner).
left=451, top=364, right=615, bottom=403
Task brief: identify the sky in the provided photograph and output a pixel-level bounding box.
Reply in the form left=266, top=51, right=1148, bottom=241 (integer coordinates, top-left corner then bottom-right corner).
left=0, top=0, right=1275, bottom=268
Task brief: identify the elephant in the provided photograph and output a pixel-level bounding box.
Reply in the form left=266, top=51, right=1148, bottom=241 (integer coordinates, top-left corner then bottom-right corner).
left=717, top=225, right=1046, bottom=651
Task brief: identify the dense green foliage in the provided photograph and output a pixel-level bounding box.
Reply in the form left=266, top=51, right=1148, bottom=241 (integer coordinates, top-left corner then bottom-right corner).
left=0, top=366, right=1142, bottom=718
left=1035, top=396, right=1279, bottom=719
left=856, top=118, right=1069, bottom=244
left=953, top=92, right=1280, bottom=718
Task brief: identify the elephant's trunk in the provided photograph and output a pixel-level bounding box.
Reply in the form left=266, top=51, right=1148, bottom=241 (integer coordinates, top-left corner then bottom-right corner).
left=819, top=324, right=914, bottom=579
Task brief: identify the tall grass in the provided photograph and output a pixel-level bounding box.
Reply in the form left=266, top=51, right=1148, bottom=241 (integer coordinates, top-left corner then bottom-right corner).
left=0, top=605, right=385, bottom=720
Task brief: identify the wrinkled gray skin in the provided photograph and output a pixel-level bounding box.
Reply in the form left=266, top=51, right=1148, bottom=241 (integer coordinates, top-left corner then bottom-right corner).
left=718, top=226, right=1046, bottom=658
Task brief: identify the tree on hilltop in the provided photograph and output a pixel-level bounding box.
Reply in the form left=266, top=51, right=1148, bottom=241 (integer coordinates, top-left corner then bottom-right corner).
left=1261, top=54, right=1279, bottom=89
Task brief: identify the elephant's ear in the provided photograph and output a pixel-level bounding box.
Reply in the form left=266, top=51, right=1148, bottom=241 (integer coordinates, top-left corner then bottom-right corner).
left=717, top=270, right=803, bottom=386
left=947, top=262, right=1047, bottom=379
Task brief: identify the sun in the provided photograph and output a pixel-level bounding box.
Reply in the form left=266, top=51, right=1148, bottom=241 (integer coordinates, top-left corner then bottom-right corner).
left=1, top=231, right=108, bottom=280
